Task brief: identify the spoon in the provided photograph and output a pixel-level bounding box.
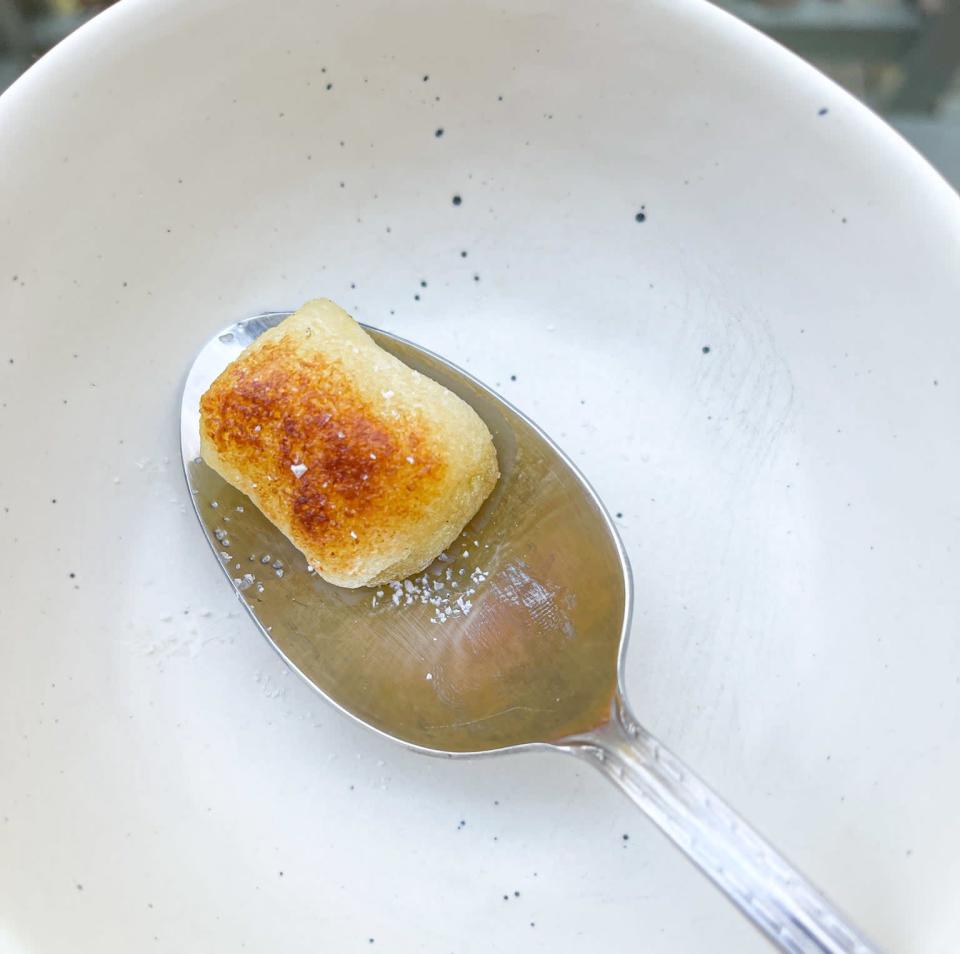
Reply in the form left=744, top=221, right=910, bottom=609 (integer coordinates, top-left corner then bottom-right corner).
left=181, top=312, right=881, bottom=954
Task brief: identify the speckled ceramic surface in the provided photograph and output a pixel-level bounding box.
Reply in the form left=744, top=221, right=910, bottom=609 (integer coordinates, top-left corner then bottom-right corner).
left=1, top=1, right=958, bottom=952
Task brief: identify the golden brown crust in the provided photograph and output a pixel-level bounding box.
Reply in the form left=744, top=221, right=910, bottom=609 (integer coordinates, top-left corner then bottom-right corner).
left=199, top=299, right=498, bottom=587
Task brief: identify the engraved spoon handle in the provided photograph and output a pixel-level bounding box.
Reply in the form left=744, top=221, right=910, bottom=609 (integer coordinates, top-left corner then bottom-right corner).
left=561, top=694, right=883, bottom=954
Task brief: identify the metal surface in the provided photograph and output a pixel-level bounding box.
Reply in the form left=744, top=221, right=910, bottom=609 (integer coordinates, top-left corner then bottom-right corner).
left=181, top=313, right=629, bottom=754
left=182, top=314, right=883, bottom=953
left=566, top=700, right=882, bottom=954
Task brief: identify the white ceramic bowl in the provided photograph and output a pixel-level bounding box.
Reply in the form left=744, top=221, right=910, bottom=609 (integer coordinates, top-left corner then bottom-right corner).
left=1, top=1, right=958, bottom=951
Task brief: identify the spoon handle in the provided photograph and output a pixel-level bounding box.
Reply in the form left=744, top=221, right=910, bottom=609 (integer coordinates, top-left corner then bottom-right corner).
left=563, top=694, right=883, bottom=954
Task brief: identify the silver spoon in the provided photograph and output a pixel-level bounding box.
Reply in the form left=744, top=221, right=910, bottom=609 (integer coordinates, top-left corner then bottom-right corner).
left=181, top=312, right=881, bottom=954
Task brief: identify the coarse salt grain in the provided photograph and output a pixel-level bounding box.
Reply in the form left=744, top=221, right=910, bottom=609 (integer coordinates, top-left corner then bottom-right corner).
left=291, top=463, right=308, bottom=478
left=406, top=456, right=415, bottom=464
left=381, top=390, right=394, bottom=399
left=384, top=569, right=482, bottom=622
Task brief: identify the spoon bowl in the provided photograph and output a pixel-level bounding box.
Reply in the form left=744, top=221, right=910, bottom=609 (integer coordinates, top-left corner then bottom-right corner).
left=182, top=313, right=881, bottom=953
left=182, top=312, right=628, bottom=754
